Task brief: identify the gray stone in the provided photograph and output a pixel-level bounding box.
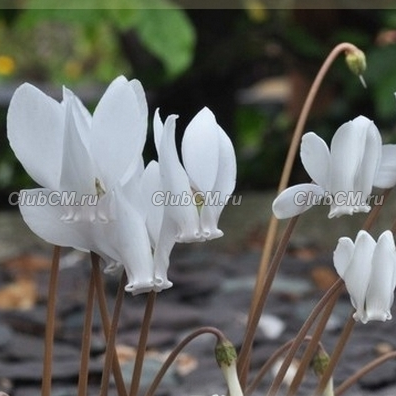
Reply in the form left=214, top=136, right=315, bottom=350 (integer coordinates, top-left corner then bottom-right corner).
left=0, top=325, right=12, bottom=350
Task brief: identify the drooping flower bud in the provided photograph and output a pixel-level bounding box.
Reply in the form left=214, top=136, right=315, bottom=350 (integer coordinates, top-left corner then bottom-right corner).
left=311, top=346, right=334, bottom=396
left=345, top=48, right=367, bottom=88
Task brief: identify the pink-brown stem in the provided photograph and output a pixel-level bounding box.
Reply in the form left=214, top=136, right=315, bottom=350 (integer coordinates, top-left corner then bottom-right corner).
left=41, top=245, right=61, bottom=396
left=286, top=293, right=338, bottom=395
left=144, top=327, right=226, bottom=396
left=77, top=270, right=96, bottom=396
left=335, top=351, right=396, bottom=395
left=90, top=252, right=127, bottom=396
left=99, top=271, right=127, bottom=396
left=238, top=215, right=299, bottom=382
left=129, top=291, right=157, bottom=396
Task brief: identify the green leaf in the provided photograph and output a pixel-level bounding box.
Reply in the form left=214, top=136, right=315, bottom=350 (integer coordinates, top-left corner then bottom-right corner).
left=130, top=4, right=196, bottom=77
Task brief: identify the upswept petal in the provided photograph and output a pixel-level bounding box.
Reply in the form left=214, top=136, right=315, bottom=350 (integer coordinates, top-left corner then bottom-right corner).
left=365, top=230, right=396, bottom=322
left=329, top=116, right=369, bottom=197
left=182, top=107, right=220, bottom=192
left=62, top=86, right=92, bottom=141
left=7, top=83, right=64, bottom=190
left=353, top=119, right=382, bottom=207
left=374, top=144, right=396, bottom=188
left=59, top=98, right=96, bottom=197
left=153, top=108, right=163, bottom=155
left=333, top=237, right=355, bottom=278
left=300, top=132, right=330, bottom=189
left=272, top=183, right=325, bottom=219
left=139, top=160, right=164, bottom=248
left=158, top=114, right=201, bottom=243
left=342, top=231, right=376, bottom=322
left=91, top=76, right=147, bottom=189
left=129, top=79, right=148, bottom=120
left=199, top=125, right=236, bottom=239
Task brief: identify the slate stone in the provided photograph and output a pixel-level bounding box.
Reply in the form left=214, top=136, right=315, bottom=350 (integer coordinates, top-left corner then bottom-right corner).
left=1, top=332, right=80, bottom=361
left=0, top=325, right=12, bottom=350
left=0, top=306, right=48, bottom=335
left=0, top=358, right=103, bottom=381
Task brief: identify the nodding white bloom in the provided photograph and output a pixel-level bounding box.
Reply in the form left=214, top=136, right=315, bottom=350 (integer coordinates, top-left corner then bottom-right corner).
left=272, top=116, right=396, bottom=219
left=144, top=107, right=236, bottom=284
left=7, top=76, right=163, bottom=295
left=333, top=230, right=396, bottom=323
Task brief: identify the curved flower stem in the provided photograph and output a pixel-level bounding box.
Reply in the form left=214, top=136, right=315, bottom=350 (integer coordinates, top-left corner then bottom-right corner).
left=90, top=253, right=127, bottom=396
left=77, top=269, right=95, bottom=396
left=286, top=293, right=338, bottom=395
left=41, top=245, right=61, bottom=396
left=129, top=291, right=157, bottom=396
left=238, top=215, right=299, bottom=382
left=144, top=326, right=226, bottom=396
left=335, top=351, right=396, bottom=395
left=241, top=42, right=363, bottom=387
left=99, top=271, right=127, bottom=396
left=267, top=279, right=344, bottom=396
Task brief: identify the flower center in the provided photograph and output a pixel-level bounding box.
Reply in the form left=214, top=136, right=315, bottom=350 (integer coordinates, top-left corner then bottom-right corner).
left=60, top=178, right=111, bottom=224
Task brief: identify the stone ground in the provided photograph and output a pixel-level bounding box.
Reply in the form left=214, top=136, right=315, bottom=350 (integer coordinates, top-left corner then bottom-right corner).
left=1, top=191, right=396, bottom=396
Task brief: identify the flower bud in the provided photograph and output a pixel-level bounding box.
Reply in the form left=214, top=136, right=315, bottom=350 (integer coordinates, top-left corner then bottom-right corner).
left=311, top=347, right=330, bottom=377
left=215, top=339, right=243, bottom=396
left=311, top=347, right=334, bottom=396
left=345, top=48, right=367, bottom=88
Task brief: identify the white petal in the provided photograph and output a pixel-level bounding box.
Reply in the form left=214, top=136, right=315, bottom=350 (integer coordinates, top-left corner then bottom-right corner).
left=62, top=86, right=92, bottom=139
left=140, top=160, right=164, bottom=248
left=19, top=188, right=93, bottom=251
left=91, top=76, right=147, bottom=189
left=110, top=185, right=158, bottom=295
left=129, top=79, right=148, bottom=120
left=153, top=221, right=176, bottom=292
left=333, top=237, right=355, bottom=278
left=330, top=116, right=370, bottom=196
left=153, top=108, right=163, bottom=155
left=59, top=98, right=96, bottom=196
left=199, top=204, right=224, bottom=240
left=272, top=183, right=325, bottom=219
left=342, top=230, right=375, bottom=322
left=374, top=144, right=396, bottom=188
left=365, top=231, right=396, bottom=322
left=159, top=114, right=202, bottom=242
left=354, top=119, right=382, bottom=204
left=300, top=132, right=330, bottom=188
left=182, top=107, right=220, bottom=192
left=7, top=83, right=64, bottom=190
left=199, top=124, right=236, bottom=240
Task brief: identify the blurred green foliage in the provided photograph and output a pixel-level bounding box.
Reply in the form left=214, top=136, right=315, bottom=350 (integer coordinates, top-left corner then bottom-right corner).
left=2, top=7, right=396, bottom=197
left=0, top=1, right=195, bottom=83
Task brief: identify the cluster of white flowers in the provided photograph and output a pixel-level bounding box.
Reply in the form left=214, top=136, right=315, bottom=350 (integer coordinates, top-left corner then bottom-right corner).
left=7, top=76, right=236, bottom=295
left=272, top=115, right=396, bottom=324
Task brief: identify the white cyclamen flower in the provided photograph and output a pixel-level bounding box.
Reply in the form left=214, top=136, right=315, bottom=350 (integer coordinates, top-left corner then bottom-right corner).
left=146, top=107, right=236, bottom=285
left=333, top=230, right=396, bottom=323
left=272, top=116, right=396, bottom=219
left=7, top=76, right=163, bottom=295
